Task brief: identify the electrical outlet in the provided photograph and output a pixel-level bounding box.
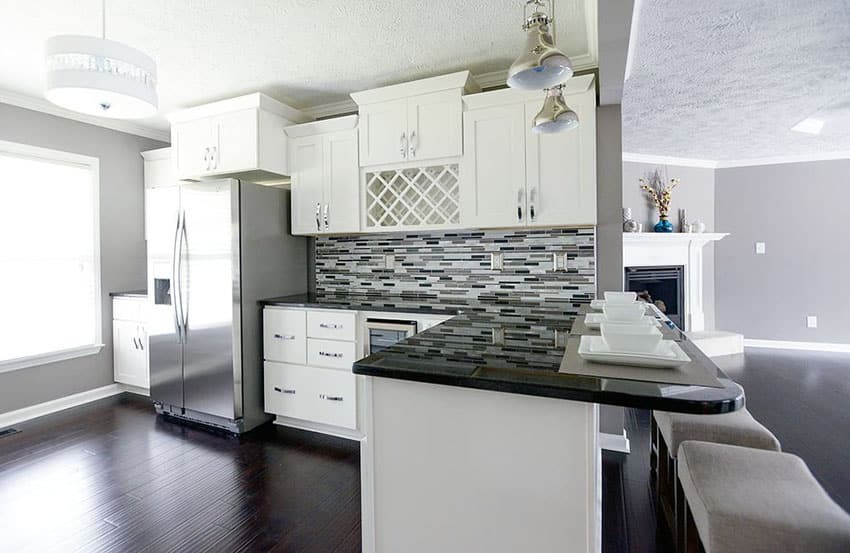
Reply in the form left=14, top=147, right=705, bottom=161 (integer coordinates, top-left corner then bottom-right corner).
left=490, top=252, right=504, bottom=271
left=755, top=242, right=766, bottom=255
left=384, top=254, right=395, bottom=270
left=807, top=316, right=818, bottom=328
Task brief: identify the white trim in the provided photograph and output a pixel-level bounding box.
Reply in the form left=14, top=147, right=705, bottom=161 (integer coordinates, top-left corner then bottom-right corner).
left=117, top=383, right=150, bottom=396
left=351, top=71, right=480, bottom=106
left=744, top=339, right=850, bottom=353
left=167, top=92, right=311, bottom=125
left=273, top=416, right=364, bottom=442
left=622, top=150, right=850, bottom=169
left=0, top=88, right=169, bottom=142
left=0, top=384, right=123, bottom=429
left=599, top=430, right=631, bottom=453
left=302, top=99, right=358, bottom=120
left=622, top=152, right=719, bottom=169
left=0, top=344, right=105, bottom=374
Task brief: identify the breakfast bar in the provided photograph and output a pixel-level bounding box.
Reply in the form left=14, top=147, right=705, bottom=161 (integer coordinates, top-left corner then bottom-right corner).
left=353, top=299, right=743, bottom=553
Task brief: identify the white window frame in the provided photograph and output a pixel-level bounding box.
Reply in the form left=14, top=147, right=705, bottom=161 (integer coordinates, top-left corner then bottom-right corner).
left=0, top=140, right=103, bottom=374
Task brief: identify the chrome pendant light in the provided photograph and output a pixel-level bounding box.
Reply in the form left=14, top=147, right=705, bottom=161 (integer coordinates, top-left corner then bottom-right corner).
left=45, top=0, right=158, bottom=119
left=507, top=0, right=573, bottom=90
left=532, top=85, right=578, bottom=134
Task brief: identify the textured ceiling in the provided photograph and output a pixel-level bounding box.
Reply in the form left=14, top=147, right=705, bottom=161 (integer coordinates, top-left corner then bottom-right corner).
left=622, top=0, right=850, bottom=162
left=0, top=0, right=596, bottom=132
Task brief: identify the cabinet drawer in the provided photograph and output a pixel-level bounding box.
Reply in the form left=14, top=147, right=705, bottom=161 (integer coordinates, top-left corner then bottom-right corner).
left=310, top=367, right=357, bottom=429
left=113, top=298, right=146, bottom=321
left=264, top=361, right=310, bottom=419
left=263, top=308, right=307, bottom=364
left=307, top=339, right=357, bottom=370
left=307, top=310, right=357, bottom=341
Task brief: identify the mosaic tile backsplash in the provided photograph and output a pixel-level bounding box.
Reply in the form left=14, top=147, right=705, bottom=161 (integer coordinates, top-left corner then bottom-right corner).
left=314, top=228, right=596, bottom=310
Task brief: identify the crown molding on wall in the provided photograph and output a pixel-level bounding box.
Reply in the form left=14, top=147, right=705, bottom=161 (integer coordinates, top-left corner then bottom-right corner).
left=0, top=88, right=170, bottom=143
left=623, top=151, right=850, bottom=170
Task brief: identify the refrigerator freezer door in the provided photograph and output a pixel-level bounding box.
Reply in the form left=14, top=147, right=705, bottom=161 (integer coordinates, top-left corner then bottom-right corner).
left=148, top=187, right=183, bottom=410
left=180, top=180, right=241, bottom=421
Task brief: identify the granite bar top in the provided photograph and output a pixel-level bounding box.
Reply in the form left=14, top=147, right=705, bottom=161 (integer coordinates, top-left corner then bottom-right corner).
left=109, top=290, right=147, bottom=298
left=261, top=292, right=744, bottom=414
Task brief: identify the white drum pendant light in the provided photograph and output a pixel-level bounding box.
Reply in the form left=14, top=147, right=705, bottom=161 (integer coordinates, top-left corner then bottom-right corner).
left=45, top=0, right=157, bottom=119
left=532, top=85, right=578, bottom=133
left=507, top=0, right=573, bottom=90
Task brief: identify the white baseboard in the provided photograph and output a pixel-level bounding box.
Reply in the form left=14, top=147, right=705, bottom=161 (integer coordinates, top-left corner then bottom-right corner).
left=0, top=383, right=124, bottom=429
left=744, top=339, right=850, bottom=353
left=273, top=416, right=364, bottom=442
left=117, top=383, right=150, bottom=397
left=599, top=430, right=631, bottom=453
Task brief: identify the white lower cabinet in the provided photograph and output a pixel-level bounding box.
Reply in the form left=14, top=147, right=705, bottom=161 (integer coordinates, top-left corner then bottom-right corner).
left=113, top=297, right=149, bottom=389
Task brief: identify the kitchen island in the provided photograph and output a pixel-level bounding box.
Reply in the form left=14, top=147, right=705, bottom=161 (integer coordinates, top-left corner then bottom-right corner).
left=350, top=298, right=743, bottom=553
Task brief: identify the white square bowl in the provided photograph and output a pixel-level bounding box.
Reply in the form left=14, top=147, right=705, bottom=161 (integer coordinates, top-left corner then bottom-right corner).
left=600, top=323, right=663, bottom=353
left=603, top=291, right=638, bottom=304
left=602, top=302, right=646, bottom=322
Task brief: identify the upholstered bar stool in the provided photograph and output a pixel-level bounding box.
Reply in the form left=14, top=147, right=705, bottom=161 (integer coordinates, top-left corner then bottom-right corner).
left=652, top=408, right=781, bottom=546
left=677, top=441, right=850, bottom=553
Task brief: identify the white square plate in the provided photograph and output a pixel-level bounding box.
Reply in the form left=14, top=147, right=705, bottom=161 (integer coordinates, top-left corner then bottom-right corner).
left=578, top=335, right=691, bottom=368
left=584, top=313, right=660, bottom=330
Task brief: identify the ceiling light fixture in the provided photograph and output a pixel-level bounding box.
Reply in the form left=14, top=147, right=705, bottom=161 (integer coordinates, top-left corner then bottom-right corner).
left=791, top=118, right=824, bottom=135
left=532, top=85, right=579, bottom=133
left=44, top=0, right=157, bottom=119
left=507, top=0, right=573, bottom=90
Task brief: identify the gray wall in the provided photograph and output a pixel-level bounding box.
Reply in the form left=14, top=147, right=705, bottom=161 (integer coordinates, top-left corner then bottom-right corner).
left=595, top=105, right=626, bottom=437
left=622, top=161, right=717, bottom=330
left=0, top=103, right=166, bottom=414
left=715, top=159, right=850, bottom=343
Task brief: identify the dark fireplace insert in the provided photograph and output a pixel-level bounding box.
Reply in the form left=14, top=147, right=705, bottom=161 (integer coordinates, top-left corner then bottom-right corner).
left=624, top=265, right=685, bottom=329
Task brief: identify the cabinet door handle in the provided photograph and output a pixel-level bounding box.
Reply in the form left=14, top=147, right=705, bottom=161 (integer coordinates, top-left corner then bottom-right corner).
left=409, top=130, right=417, bottom=157
left=529, top=188, right=537, bottom=221
left=132, top=337, right=139, bottom=350
left=137, top=326, right=145, bottom=351
left=203, top=147, right=210, bottom=171
left=319, top=351, right=344, bottom=358
left=319, top=394, right=344, bottom=402
left=273, top=333, right=296, bottom=340
left=318, top=322, right=342, bottom=329
left=212, top=146, right=217, bottom=169
left=517, top=189, right=524, bottom=222
left=323, top=204, right=329, bottom=231
left=274, top=386, right=296, bottom=395
left=400, top=132, right=407, bottom=158
left=315, top=202, right=321, bottom=231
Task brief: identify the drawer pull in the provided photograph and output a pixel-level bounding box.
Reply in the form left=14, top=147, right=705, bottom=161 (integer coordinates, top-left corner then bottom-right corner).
left=318, top=322, right=343, bottom=329
left=274, top=386, right=296, bottom=395
left=319, top=351, right=344, bottom=358
left=319, top=394, right=344, bottom=402
left=274, top=333, right=296, bottom=340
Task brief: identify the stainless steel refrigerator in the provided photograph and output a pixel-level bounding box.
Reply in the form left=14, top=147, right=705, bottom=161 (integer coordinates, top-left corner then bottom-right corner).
left=147, top=178, right=307, bottom=433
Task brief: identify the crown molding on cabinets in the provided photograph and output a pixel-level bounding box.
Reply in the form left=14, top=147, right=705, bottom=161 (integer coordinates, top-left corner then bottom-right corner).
left=623, top=151, right=850, bottom=169
left=0, top=88, right=170, bottom=143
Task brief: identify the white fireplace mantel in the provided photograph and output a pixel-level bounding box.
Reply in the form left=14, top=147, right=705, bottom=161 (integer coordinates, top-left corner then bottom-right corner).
left=622, top=232, right=728, bottom=332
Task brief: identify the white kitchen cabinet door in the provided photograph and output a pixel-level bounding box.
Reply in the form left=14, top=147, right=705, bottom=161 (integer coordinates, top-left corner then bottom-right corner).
left=113, top=320, right=148, bottom=388
left=524, top=97, right=597, bottom=227
left=358, top=98, right=408, bottom=166
left=407, top=90, right=462, bottom=161
left=144, top=185, right=179, bottom=252
left=323, top=130, right=360, bottom=233
left=460, top=104, right=527, bottom=228
left=174, top=118, right=214, bottom=179
left=289, top=136, right=325, bottom=235
left=213, top=109, right=258, bottom=174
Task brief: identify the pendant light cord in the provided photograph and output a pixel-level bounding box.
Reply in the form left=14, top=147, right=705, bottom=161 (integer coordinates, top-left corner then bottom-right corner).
left=101, top=0, right=106, bottom=39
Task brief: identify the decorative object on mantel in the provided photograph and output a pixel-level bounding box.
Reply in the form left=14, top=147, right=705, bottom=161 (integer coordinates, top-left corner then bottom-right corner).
left=640, top=170, right=680, bottom=233
left=690, top=220, right=706, bottom=233
left=623, top=208, right=640, bottom=233
left=678, top=208, right=690, bottom=233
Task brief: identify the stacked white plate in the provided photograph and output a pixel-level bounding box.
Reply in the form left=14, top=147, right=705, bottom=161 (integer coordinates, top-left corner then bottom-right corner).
left=578, top=296, right=691, bottom=368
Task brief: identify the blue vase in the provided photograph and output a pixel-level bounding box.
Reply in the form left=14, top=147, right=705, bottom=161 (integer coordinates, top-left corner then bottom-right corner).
left=654, top=216, right=673, bottom=233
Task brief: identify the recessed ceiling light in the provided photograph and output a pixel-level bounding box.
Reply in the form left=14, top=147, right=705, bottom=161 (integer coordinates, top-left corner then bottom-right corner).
left=791, top=118, right=824, bottom=135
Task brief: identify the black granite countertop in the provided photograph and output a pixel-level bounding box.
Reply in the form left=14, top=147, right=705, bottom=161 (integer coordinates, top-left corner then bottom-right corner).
left=262, top=292, right=744, bottom=414
left=109, top=290, right=148, bottom=298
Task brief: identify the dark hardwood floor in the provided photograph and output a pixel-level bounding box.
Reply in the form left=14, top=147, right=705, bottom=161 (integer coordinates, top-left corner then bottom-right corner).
left=1, top=346, right=847, bottom=552
left=0, top=395, right=361, bottom=553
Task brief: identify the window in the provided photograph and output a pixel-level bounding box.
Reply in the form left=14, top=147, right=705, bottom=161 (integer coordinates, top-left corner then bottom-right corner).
left=0, top=140, right=102, bottom=372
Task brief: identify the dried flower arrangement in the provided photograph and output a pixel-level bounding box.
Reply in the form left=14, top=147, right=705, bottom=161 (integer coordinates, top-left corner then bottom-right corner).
left=639, top=170, right=680, bottom=219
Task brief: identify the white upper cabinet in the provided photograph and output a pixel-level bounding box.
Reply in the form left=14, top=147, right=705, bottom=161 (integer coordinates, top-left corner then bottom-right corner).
left=142, top=148, right=178, bottom=248
left=286, top=115, right=360, bottom=236
left=169, top=93, right=311, bottom=183
left=461, top=74, right=597, bottom=229
left=351, top=71, right=480, bottom=167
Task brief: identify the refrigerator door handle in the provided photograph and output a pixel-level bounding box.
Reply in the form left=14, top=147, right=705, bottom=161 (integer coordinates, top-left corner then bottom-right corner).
left=178, top=211, right=189, bottom=343
left=171, top=210, right=183, bottom=343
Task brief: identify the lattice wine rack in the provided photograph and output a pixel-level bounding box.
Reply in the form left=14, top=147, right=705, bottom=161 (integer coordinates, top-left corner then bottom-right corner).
left=364, top=164, right=460, bottom=229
